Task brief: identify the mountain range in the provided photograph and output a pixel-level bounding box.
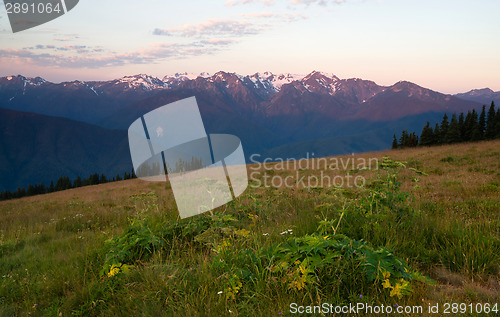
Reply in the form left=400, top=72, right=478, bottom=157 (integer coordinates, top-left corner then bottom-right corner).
left=454, top=88, right=500, bottom=107
left=0, top=71, right=495, bottom=191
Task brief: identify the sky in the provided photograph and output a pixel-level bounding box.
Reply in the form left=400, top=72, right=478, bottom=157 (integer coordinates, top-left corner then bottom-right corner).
left=0, top=0, right=499, bottom=94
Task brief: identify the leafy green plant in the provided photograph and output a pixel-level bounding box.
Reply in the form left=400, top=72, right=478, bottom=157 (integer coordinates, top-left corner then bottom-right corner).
left=101, top=223, right=162, bottom=275
left=270, top=233, right=430, bottom=297
left=224, top=274, right=243, bottom=300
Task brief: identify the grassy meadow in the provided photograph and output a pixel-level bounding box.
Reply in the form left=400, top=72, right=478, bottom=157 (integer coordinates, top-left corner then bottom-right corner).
left=1, top=140, right=499, bottom=316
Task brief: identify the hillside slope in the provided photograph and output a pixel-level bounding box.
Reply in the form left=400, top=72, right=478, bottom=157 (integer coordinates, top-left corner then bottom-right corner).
left=0, top=108, right=131, bottom=191
left=1, top=140, right=498, bottom=316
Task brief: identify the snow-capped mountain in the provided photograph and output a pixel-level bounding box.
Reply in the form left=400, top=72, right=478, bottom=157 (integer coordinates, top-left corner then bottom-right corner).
left=162, top=72, right=212, bottom=87
left=88, top=74, right=168, bottom=93
left=161, top=71, right=305, bottom=93
left=0, top=75, right=47, bottom=92
left=0, top=71, right=487, bottom=127
left=247, top=72, right=305, bottom=90
left=0, top=71, right=490, bottom=192
left=0, top=74, right=171, bottom=123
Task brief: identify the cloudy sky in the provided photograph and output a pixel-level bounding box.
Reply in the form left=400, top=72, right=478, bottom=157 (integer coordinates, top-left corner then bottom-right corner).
left=0, top=0, right=499, bottom=93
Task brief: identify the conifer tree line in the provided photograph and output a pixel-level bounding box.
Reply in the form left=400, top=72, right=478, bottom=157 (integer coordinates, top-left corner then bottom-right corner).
left=0, top=170, right=137, bottom=201
left=392, top=101, right=500, bottom=149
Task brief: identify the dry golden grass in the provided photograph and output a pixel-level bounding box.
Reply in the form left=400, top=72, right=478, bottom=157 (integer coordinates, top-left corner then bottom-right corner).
left=0, top=140, right=498, bottom=316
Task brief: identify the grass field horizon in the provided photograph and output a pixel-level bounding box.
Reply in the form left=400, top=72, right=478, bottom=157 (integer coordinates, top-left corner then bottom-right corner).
left=1, top=140, right=499, bottom=316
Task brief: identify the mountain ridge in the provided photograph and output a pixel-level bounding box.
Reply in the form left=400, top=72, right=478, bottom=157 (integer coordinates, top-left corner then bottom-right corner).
left=0, top=71, right=490, bottom=192
left=3, top=71, right=497, bottom=96
left=0, top=108, right=131, bottom=192
left=454, top=88, right=500, bottom=107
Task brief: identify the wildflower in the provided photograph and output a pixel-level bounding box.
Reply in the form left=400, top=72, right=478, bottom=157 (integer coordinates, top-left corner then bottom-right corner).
left=399, top=278, right=410, bottom=289
left=248, top=213, right=259, bottom=222
left=214, top=240, right=232, bottom=254
left=262, top=233, right=269, bottom=236
left=106, top=263, right=132, bottom=277
left=382, top=270, right=390, bottom=280
left=299, top=265, right=307, bottom=275
left=108, top=266, right=120, bottom=277
left=382, top=279, right=392, bottom=289
left=390, top=282, right=403, bottom=299
left=290, top=276, right=306, bottom=290
left=217, top=291, right=223, bottom=295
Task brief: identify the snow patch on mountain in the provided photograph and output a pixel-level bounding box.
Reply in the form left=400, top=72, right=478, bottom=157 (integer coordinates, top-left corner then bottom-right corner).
left=116, top=74, right=168, bottom=91
left=163, top=72, right=212, bottom=83
left=267, top=73, right=305, bottom=90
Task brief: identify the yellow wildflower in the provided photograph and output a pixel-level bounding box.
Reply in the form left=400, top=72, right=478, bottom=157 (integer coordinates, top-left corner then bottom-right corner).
left=248, top=213, right=259, bottom=222
left=108, top=265, right=120, bottom=277
left=382, top=279, right=392, bottom=289
left=390, top=282, right=403, bottom=299
left=290, top=276, right=306, bottom=290
left=234, top=229, right=250, bottom=238
left=299, top=265, right=307, bottom=275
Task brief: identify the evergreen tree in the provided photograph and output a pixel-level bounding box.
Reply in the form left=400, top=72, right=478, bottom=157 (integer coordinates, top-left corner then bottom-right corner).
left=485, top=101, right=496, bottom=140
left=458, top=112, right=465, bottom=141
left=496, top=108, right=500, bottom=138
left=54, top=176, right=64, bottom=191
left=16, top=187, right=26, bottom=198
left=1, top=190, right=11, bottom=201
left=90, top=173, right=99, bottom=185
left=446, top=113, right=461, bottom=144
left=55, top=176, right=72, bottom=191
left=463, top=111, right=473, bottom=141
left=116, top=174, right=122, bottom=181
left=419, top=122, right=434, bottom=146
left=409, top=132, right=419, bottom=147
left=433, top=123, right=441, bottom=144
left=35, top=182, right=46, bottom=195
left=440, top=113, right=449, bottom=144
left=470, top=109, right=482, bottom=141
left=27, top=184, right=36, bottom=196
left=391, top=134, right=398, bottom=149
left=399, top=130, right=409, bottom=148
left=99, top=174, right=107, bottom=184
left=74, top=176, right=82, bottom=188
left=478, top=105, right=486, bottom=140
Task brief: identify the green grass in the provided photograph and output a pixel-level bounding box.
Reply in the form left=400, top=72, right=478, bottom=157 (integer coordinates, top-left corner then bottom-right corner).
left=1, top=140, right=499, bottom=316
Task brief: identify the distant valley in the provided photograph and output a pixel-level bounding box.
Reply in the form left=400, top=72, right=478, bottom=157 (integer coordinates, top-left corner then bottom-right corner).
left=0, top=71, right=494, bottom=191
